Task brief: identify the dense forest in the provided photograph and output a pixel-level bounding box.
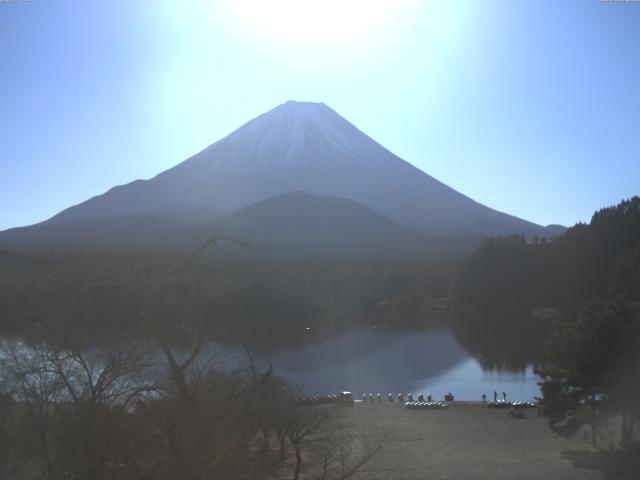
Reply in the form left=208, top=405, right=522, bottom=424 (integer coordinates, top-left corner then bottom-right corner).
left=0, top=249, right=452, bottom=349
left=537, top=241, right=640, bottom=448
left=453, top=197, right=640, bottom=446
left=452, top=196, right=640, bottom=369
left=454, top=196, right=640, bottom=316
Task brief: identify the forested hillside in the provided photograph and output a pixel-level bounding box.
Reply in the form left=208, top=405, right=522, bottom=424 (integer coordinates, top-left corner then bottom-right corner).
left=452, top=197, right=640, bottom=368
left=0, top=251, right=451, bottom=348
left=452, top=196, right=640, bottom=448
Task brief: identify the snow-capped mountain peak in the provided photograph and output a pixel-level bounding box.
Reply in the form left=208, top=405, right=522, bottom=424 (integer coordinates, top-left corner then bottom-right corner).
left=33, top=101, right=554, bottom=240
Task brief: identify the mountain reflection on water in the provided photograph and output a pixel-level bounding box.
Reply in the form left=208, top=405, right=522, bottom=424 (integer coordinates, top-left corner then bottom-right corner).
left=209, top=328, right=541, bottom=401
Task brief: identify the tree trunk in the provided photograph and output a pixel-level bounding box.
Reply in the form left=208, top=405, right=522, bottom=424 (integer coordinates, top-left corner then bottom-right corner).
left=622, top=410, right=633, bottom=448
left=239, top=435, right=251, bottom=476
left=279, top=437, right=286, bottom=462
left=164, top=424, right=190, bottom=480
left=293, top=444, right=302, bottom=480
left=0, top=406, right=6, bottom=480
left=590, top=393, right=598, bottom=449
left=36, top=428, right=57, bottom=480
left=262, top=428, right=270, bottom=453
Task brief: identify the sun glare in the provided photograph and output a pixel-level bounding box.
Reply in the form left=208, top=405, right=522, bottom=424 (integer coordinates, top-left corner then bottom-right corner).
left=217, top=0, right=413, bottom=48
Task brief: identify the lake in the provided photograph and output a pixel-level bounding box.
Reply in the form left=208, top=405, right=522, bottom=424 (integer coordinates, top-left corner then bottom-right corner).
left=1, top=327, right=541, bottom=401
left=211, top=328, right=541, bottom=401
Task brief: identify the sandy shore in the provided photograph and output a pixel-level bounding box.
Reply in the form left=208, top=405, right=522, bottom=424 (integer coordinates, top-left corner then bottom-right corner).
left=334, top=401, right=605, bottom=480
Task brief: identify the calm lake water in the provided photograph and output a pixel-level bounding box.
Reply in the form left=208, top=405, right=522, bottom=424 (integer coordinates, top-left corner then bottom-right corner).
left=1, top=327, right=541, bottom=401
left=212, top=328, right=541, bottom=401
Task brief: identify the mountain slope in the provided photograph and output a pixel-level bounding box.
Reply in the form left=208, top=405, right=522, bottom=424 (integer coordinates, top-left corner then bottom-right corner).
left=0, top=214, right=202, bottom=253
left=40, top=101, right=559, bottom=237
left=0, top=192, right=421, bottom=255
left=213, top=191, right=419, bottom=253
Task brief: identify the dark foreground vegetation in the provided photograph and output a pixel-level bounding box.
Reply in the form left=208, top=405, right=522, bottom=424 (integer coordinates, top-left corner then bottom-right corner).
left=0, top=334, right=381, bottom=480
left=454, top=197, right=640, bottom=450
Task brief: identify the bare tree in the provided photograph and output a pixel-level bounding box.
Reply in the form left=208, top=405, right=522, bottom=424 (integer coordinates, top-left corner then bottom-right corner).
left=311, top=435, right=383, bottom=480
left=1, top=344, right=65, bottom=480
left=157, top=330, right=214, bottom=402
left=0, top=381, right=17, bottom=480
left=285, top=404, right=335, bottom=480
left=1, top=342, right=154, bottom=480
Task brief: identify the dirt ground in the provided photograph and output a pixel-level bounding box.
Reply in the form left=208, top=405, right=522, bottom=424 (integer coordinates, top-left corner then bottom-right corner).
left=333, top=401, right=609, bottom=480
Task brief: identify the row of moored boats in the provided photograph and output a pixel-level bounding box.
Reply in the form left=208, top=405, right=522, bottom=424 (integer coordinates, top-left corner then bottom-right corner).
left=296, top=395, right=339, bottom=405
left=486, top=400, right=536, bottom=408
left=404, top=401, right=449, bottom=410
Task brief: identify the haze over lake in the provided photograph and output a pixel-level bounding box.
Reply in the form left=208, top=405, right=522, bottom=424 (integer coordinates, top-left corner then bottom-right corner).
left=205, top=327, right=540, bottom=401
left=1, top=325, right=540, bottom=402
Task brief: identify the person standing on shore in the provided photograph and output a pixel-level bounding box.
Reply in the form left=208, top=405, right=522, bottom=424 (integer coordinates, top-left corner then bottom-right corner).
left=493, top=391, right=498, bottom=401
left=482, top=393, right=486, bottom=402
left=502, top=392, right=507, bottom=401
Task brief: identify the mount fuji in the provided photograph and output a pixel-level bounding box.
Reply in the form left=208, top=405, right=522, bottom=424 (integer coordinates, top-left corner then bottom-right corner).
left=0, top=101, right=563, bottom=254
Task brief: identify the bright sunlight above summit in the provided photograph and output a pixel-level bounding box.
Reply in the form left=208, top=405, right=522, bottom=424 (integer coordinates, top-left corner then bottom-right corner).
left=216, top=0, right=415, bottom=48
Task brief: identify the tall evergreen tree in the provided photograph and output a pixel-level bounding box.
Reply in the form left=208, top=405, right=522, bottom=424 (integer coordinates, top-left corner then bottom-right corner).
left=536, top=242, right=640, bottom=447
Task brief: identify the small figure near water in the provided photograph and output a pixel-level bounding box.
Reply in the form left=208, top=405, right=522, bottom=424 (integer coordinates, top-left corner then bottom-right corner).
left=482, top=393, right=486, bottom=402
left=502, top=391, right=507, bottom=401
left=493, top=391, right=498, bottom=401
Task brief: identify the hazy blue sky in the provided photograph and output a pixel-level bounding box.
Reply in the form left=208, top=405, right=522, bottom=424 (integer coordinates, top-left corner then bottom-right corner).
left=1, top=0, right=639, bottom=230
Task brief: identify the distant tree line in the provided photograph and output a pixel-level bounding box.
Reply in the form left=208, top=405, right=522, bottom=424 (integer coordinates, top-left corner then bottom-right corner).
left=0, top=252, right=452, bottom=349
left=453, top=196, right=640, bottom=447
left=454, top=196, right=640, bottom=319
left=451, top=233, right=553, bottom=369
